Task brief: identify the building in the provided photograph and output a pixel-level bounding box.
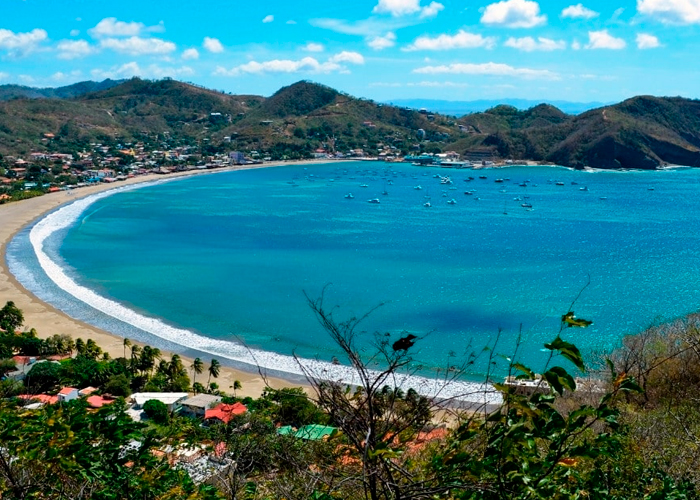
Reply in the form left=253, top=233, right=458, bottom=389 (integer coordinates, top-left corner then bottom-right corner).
left=130, top=392, right=188, bottom=412
left=58, top=387, right=79, bottom=403
left=204, top=402, right=247, bottom=425
left=180, top=394, right=222, bottom=419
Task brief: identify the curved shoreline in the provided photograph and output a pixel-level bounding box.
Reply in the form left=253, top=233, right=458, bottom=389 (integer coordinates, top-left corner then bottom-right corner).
left=0, top=162, right=333, bottom=398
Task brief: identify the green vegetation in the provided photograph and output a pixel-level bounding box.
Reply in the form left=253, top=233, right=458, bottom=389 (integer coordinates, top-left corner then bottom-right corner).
left=3, top=297, right=700, bottom=498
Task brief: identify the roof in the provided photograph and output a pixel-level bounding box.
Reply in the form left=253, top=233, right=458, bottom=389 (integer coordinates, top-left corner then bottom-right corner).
left=78, top=386, right=98, bottom=396
left=204, top=403, right=247, bottom=424
left=87, top=395, right=115, bottom=408
left=182, top=394, right=221, bottom=409
left=294, top=425, right=337, bottom=441
left=19, top=394, right=58, bottom=405
left=276, top=425, right=295, bottom=436
left=131, top=392, right=188, bottom=406
left=58, top=387, right=78, bottom=396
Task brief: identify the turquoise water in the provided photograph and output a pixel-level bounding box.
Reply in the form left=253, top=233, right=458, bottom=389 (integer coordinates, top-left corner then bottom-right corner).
left=12, top=161, right=700, bottom=381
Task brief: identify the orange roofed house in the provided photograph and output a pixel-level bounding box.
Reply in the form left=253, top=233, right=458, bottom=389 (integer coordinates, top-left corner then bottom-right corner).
left=204, top=402, right=247, bottom=425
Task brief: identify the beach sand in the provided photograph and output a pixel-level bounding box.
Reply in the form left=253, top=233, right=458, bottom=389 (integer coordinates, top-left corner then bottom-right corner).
left=0, top=161, right=338, bottom=398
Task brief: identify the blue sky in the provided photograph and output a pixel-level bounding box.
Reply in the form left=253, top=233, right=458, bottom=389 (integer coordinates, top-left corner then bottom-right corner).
left=1, top=0, right=699, bottom=103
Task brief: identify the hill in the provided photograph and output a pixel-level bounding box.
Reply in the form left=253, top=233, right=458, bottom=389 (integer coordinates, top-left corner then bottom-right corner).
left=455, top=96, right=700, bottom=169
left=0, top=78, right=698, bottom=169
left=386, top=98, right=610, bottom=116
left=0, top=79, right=124, bottom=101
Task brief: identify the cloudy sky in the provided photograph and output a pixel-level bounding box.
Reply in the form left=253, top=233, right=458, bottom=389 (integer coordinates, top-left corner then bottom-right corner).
left=1, top=0, right=699, bottom=102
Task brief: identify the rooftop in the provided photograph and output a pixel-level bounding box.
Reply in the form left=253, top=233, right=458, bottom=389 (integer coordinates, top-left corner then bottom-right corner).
left=182, top=394, right=222, bottom=409
left=204, top=403, right=247, bottom=424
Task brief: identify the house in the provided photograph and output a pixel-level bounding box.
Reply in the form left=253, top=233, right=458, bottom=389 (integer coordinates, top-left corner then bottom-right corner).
left=204, top=402, right=247, bottom=424
left=79, top=386, right=99, bottom=397
left=180, top=394, right=222, bottom=418
left=58, top=387, right=79, bottom=403
left=18, top=394, right=58, bottom=406
left=86, top=395, right=116, bottom=408
left=130, top=392, right=188, bottom=412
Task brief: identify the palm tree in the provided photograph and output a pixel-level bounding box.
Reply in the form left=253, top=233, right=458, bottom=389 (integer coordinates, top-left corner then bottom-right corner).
left=130, top=345, right=141, bottom=374
left=191, top=358, right=204, bottom=388
left=123, top=338, right=131, bottom=359
left=75, top=338, right=85, bottom=356
left=207, top=358, right=221, bottom=386
left=232, top=380, right=242, bottom=398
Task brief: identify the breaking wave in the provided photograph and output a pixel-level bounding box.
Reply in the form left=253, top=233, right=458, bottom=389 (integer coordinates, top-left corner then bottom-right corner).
left=25, top=181, right=499, bottom=404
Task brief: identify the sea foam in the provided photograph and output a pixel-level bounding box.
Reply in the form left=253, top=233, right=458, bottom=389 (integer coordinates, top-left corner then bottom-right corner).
left=28, top=181, right=500, bottom=404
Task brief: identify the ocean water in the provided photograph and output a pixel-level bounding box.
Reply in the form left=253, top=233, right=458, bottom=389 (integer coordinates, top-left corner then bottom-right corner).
left=8, top=161, right=700, bottom=396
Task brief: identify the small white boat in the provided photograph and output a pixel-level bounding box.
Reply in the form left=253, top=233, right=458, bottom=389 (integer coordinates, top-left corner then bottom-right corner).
left=367, top=198, right=381, bottom=204
left=447, top=199, right=456, bottom=205
left=423, top=202, right=432, bottom=207
left=345, top=193, right=354, bottom=199
left=414, top=185, right=423, bottom=190
left=360, top=184, right=369, bottom=188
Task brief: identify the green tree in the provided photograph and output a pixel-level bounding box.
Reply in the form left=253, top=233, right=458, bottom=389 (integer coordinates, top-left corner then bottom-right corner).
left=103, top=373, right=131, bottom=397
left=207, top=358, right=221, bottom=386
left=191, top=357, right=204, bottom=388
left=123, top=337, right=131, bottom=359
left=0, top=301, right=23, bottom=334
left=24, top=361, right=62, bottom=393
left=142, top=399, right=169, bottom=424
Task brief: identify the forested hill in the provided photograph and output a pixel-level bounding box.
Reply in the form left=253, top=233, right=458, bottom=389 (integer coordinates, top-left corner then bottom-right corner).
left=0, top=77, right=699, bottom=169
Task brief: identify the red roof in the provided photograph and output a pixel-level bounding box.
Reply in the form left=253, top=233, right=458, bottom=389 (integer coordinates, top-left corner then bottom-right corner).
left=59, top=387, right=78, bottom=396
left=19, top=394, right=58, bottom=405
left=204, top=402, right=247, bottom=424
left=12, top=356, right=31, bottom=365
left=86, top=395, right=114, bottom=408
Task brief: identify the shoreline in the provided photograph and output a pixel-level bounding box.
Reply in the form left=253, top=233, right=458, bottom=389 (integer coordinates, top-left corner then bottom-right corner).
left=0, top=160, right=339, bottom=398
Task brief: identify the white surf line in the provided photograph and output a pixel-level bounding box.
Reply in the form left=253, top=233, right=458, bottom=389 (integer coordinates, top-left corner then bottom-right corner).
left=28, top=180, right=501, bottom=404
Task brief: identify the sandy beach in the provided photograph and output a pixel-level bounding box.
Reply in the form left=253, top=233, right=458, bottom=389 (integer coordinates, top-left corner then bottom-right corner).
left=0, top=161, right=337, bottom=398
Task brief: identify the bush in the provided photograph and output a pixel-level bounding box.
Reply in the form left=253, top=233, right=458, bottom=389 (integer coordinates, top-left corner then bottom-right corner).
left=142, top=399, right=169, bottom=424
left=25, top=361, right=61, bottom=393
left=103, top=374, right=131, bottom=397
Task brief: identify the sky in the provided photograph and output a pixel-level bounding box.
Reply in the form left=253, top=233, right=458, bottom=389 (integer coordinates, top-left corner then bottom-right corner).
left=1, top=0, right=699, bottom=103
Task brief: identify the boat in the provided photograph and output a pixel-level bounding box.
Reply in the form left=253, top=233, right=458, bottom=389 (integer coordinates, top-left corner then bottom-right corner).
left=556, top=181, right=565, bottom=186
left=360, top=184, right=369, bottom=188
left=440, top=176, right=453, bottom=185
left=414, top=185, right=423, bottom=190
left=479, top=175, right=487, bottom=179
left=464, top=191, right=473, bottom=195
left=423, top=202, right=431, bottom=207
left=367, top=198, right=381, bottom=204
left=521, top=203, right=533, bottom=208
left=495, top=178, right=504, bottom=183
left=345, top=193, right=354, bottom=199
left=580, top=186, right=589, bottom=191
left=447, top=199, right=456, bottom=205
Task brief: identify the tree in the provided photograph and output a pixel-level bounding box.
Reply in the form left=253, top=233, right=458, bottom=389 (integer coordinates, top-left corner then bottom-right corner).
left=24, top=362, right=61, bottom=393
left=191, top=357, right=204, bottom=389
left=207, top=358, right=221, bottom=386
left=232, top=379, right=242, bottom=398
left=104, top=373, right=131, bottom=397
left=0, top=301, right=23, bottom=334
left=123, top=337, right=131, bottom=359
left=142, top=399, right=169, bottom=425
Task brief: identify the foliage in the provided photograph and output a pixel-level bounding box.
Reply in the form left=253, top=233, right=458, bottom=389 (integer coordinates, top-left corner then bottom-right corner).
left=24, top=361, right=62, bottom=393
left=142, top=399, right=170, bottom=425
left=0, top=301, right=23, bottom=333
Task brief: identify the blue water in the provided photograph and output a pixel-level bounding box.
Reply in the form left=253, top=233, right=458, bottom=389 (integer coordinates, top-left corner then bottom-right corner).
left=12, top=161, right=700, bottom=380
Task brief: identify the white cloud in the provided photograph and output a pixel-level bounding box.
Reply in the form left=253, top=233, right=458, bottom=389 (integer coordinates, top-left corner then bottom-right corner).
left=215, top=51, right=364, bottom=76
left=182, top=48, right=200, bottom=59
left=481, top=0, right=547, bottom=28
left=57, top=39, right=97, bottom=59
left=203, top=37, right=224, bottom=53
left=572, top=40, right=582, bottom=50
left=561, top=4, right=599, bottom=19
left=404, top=30, right=496, bottom=51
left=88, top=18, right=159, bottom=38
left=303, top=42, right=325, bottom=52
left=637, top=0, right=700, bottom=25
left=51, top=70, right=82, bottom=81
left=636, top=32, right=660, bottom=49
left=70, top=29, right=80, bottom=37
left=368, top=32, right=397, bottom=50
left=287, top=20, right=297, bottom=24
left=408, top=80, right=469, bottom=87
left=328, top=51, right=365, bottom=64
left=504, top=36, right=566, bottom=51
left=0, top=72, right=9, bottom=81
left=585, top=30, right=626, bottom=49
left=420, top=1, right=445, bottom=18
left=100, top=37, right=176, bottom=55
left=311, top=17, right=415, bottom=36
left=413, top=62, right=559, bottom=80
left=0, top=28, right=48, bottom=56
left=373, top=0, right=444, bottom=18
left=262, top=15, right=274, bottom=23
left=92, top=62, right=194, bottom=80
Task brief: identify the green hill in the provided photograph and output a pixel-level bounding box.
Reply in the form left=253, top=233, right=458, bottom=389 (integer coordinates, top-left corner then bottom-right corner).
left=0, top=78, right=699, bottom=169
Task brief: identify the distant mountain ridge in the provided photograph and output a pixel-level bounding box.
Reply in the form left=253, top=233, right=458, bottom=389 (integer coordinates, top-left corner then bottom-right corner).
left=0, top=79, right=125, bottom=101
left=386, top=98, right=612, bottom=116
left=0, top=78, right=698, bottom=170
